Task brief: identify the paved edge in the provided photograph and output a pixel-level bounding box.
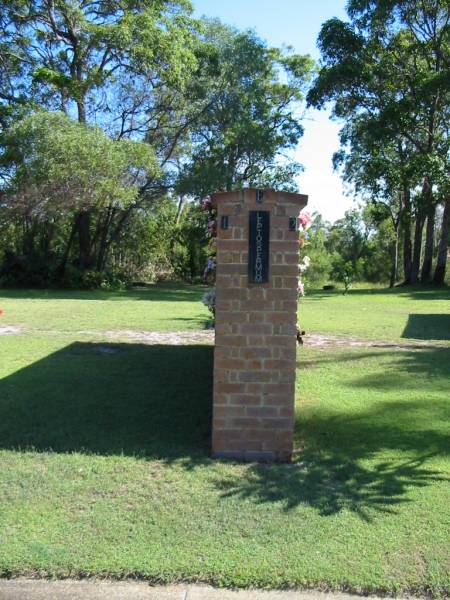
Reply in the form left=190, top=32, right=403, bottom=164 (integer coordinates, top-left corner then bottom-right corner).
left=0, top=580, right=426, bottom=600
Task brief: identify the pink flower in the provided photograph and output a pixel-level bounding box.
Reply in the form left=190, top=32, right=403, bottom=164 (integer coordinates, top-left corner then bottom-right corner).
left=202, top=198, right=212, bottom=212
left=207, top=219, right=217, bottom=237
left=299, top=211, right=312, bottom=231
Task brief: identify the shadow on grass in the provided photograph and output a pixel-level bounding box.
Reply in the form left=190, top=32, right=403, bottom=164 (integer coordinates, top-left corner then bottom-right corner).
left=216, top=348, right=449, bottom=519
left=402, top=314, right=450, bottom=341
left=0, top=282, right=207, bottom=303
left=1, top=343, right=448, bottom=519
left=0, top=343, right=213, bottom=459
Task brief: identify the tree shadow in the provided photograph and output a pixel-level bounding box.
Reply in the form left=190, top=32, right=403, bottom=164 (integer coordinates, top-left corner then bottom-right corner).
left=0, top=342, right=213, bottom=460
left=214, top=348, right=449, bottom=520
left=307, top=285, right=450, bottom=302
left=1, top=341, right=448, bottom=520
left=402, top=314, right=450, bottom=341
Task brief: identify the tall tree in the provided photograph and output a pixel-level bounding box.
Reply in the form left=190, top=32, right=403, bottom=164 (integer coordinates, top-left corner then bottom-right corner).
left=0, top=0, right=199, bottom=268
left=0, top=110, right=159, bottom=276
left=175, top=21, right=313, bottom=198
left=308, top=0, right=450, bottom=285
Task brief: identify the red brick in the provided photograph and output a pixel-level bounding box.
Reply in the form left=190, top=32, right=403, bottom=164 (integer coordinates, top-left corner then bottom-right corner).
left=216, top=358, right=245, bottom=370
left=241, top=347, right=272, bottom=359
left=240, top=323, right=273, bottom=335
left=247, top=335, right=266, bottom=346
left=212, top=188, right=307, bottom=462
left=238, top=371, right=273, bottom=383
left=214, top=382, right=245, bottom=393
left=214, top=405, right=246, bottom=418
left=246, top=383, right=264, bottom=394
left=229, top=394, right=261, bottom=406
left=247, top=406, right=278, bottom=417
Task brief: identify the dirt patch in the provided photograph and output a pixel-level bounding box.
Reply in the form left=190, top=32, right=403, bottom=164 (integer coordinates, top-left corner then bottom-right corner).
left=305, top=333, right=447, bottom=351
left=0, top=326, right=21, bottom=335
left=98, top=329, right=447, bottom=350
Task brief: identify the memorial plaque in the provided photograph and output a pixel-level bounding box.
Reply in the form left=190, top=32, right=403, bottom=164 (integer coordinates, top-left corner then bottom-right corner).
left=248, top=210, right=270, bottom=284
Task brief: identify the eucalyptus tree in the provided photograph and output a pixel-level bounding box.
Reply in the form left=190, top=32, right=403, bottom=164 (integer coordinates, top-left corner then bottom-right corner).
left=0, top=0, right=200, bottom=269
left=333, top=115, right=419, bottom=284
left=308, top=0, right=450, bottom=284
left=175, top=21, right=314, bottom=198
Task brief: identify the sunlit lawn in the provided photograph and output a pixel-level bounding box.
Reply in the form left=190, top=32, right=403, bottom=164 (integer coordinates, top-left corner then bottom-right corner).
left=0, top=284, right=449, bottom=594
left=300, top=285, right=450, bottom=341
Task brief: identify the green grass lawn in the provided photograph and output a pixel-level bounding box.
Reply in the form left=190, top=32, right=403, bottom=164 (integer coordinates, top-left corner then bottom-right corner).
left=0, top=284, right=449, bottom=594
left=300, top=285, right=450, bottom=341
left=0, top=283, right=210, bottom=334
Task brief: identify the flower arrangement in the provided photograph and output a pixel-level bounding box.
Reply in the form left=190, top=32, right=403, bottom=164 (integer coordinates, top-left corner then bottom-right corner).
left=202, top=288, right=216, bottom=316
left=296, top=210, right=312, bottom=344
left=201, top=196, right=217, bottom=318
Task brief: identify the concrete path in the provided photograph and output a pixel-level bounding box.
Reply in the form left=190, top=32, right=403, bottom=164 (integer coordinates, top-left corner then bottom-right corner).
left=0, top=580, right=415, bottom=600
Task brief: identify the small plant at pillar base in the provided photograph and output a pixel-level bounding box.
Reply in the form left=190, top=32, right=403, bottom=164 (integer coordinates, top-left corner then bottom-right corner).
left=201, top=197, right=217, bottom=324
left=297, top=210, right=312, bottom=345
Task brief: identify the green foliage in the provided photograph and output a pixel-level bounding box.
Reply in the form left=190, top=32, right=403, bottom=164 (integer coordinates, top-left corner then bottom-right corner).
left=0, top=0, right=199, bottom=124
left=176, top=20, right=313, bottom=197
left=301, top=213, right=333, bottom=285
left=0, top=7, right=315, bottom=288
left=0, top=111, right=159, bottom=214
left=308, top=0, right=450, bottom=285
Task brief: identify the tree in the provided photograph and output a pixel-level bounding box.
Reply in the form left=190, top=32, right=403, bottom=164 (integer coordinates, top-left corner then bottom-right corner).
left=0, top=9, right=314, bottom=286
left=0, top=0, right=200, bottom=270
left=0, top=111, right=158, bottom=277
left=333, top=119, right=416, bottom=285
left=308, top=1, right=450, bottom=285
left=175, top=21, right=313, bottom=198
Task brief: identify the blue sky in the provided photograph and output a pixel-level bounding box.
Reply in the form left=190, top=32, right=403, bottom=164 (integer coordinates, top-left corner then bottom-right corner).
left=192, top=0, right=353, bottom=222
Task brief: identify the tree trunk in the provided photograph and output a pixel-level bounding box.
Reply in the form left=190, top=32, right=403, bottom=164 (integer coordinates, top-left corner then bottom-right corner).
left=57, top=217, right=79, bottom=279
left=169, top=195, right=185, bottom=257
left=411, top=179, right=431, bottom=284
left=78, top=211, right=93, bottom=269
left=22, top=217, right=37, bottom=255
left=420, top=202, right=436, bottom=283
left=77, top=99, right=86, bottom=124
left=402, top=189, right=412, bottom=283
left=96, top=207, right=116, bottom=272
left=410, top=211, right=425, bottom=284
left=433, top=198, right=450, bottom=285
left=390, top=221, right=400, bottom=288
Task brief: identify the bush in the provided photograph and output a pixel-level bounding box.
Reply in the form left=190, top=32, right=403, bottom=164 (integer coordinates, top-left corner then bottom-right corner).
left=61, top=266, right=131, bottom=290
left=0, top=250, right=57, bottom=288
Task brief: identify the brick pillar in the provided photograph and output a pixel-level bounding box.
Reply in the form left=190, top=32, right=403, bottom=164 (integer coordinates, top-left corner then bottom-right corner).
left=212, top=188, right=308, bottom=462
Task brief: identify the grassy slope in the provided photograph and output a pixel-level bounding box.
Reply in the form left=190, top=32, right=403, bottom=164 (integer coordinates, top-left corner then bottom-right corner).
left=0, top=285, right=449, bottom=594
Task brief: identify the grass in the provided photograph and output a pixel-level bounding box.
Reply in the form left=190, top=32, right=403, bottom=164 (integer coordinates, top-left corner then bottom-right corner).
left=300, top=285, right=450, bottom=341
left=0, top=282, right=210, bottom=334
left=0, top=284, right=449, bottom=595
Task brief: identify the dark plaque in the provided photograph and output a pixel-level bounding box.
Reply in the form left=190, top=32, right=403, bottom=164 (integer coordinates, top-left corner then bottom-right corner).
left=248, top=211, right=270, bottom=284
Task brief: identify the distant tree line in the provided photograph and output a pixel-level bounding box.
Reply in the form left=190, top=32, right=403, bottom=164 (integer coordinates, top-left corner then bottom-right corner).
left=0, top=0, right=448, bottom=288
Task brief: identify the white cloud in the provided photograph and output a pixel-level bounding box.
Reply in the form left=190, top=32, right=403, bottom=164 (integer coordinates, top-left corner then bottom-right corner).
left=295, top=109, right=355, bottom=223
